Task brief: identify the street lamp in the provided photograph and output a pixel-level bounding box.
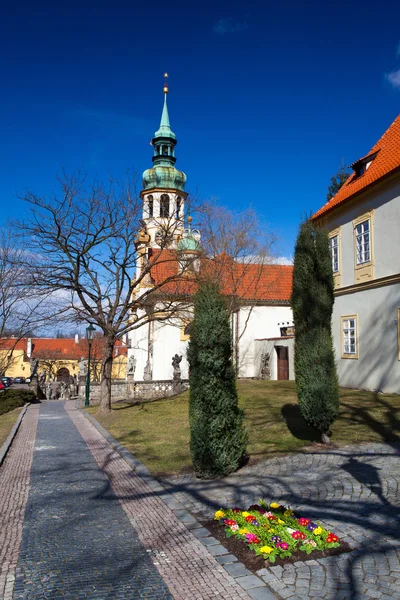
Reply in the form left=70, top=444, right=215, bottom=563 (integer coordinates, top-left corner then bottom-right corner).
left=85, top=324, right=96, bottom=408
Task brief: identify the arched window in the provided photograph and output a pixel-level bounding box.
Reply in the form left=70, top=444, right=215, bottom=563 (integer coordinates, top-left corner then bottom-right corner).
left=176, top=196, right=182, bottom=219
left=160, top=194, right=170, bottom=218
left=148, top=195, right=153, bottom=218
left=162, top=145, right=168, bottom=156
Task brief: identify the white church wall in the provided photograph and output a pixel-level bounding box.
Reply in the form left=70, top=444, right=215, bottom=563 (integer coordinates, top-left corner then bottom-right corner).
left=152, top=320, right=190, bottom=380
left=236, top=305, right=293, bottom=378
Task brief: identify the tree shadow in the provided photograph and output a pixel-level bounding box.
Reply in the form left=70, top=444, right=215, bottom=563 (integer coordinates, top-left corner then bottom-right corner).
left=281, top=403, right=320, bottom=442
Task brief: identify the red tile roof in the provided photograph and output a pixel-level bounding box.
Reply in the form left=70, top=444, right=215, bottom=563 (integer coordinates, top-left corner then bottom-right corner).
left=148, top=250, right=293, bottom=302
left=0, top=338, right=128, bottom=360
left=312, top=114, right=400, bottom=220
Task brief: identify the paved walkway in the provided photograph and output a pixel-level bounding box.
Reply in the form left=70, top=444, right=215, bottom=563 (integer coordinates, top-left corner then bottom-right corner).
left=0, top=402, right=252, bottom=600
left=162, top=441, right=400, bottom=599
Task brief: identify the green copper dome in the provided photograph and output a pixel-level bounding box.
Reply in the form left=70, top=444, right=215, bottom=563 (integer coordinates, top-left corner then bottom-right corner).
left=178, top=218, right=201, bottom=252
left=142, top=166, right=186, bottom=191
left=142, top=85, right=186, bottom=192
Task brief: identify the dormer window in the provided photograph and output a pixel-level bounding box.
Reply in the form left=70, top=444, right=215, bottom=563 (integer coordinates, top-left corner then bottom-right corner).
left=351, top=150, right=379, bottom=179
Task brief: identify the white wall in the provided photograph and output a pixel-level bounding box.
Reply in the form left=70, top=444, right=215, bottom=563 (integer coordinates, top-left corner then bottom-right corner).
left=332, top=283, right=400, bottom=393
left=236, top=305, right=294, bottom=378
left=326, top=180, right=400, bottom=286
left=254, top=338, right=295, bottom=381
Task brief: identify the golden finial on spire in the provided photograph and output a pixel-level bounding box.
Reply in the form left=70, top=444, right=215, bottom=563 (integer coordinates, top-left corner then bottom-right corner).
left=163, top=72, right=169, bottom=94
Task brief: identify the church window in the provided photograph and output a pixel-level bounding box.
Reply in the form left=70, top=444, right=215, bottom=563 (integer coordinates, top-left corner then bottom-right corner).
left=148, top=195, right=153, bottom=218
left=176, top=197, right=182, bottom=219
left=162, top=145, right=168, bottom=156
left=160, top=194, right=170, bottom=218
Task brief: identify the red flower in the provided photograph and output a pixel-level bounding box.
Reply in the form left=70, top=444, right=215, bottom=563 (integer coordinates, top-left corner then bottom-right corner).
left=232, top=508, right=241, bottom=513
left=267, top=515, right=277, bottom=521
left=326, top=534, right=339, bottom=543
left=297, top=518, right=310, bottom=527
left=225, top=519, right=237, bottom=526
left=291, top=530, right=306, bottom=540
left=245, top=515, right=256, bottom=522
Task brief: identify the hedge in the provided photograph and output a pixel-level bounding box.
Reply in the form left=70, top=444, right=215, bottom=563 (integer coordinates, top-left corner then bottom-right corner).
left=0, top=389, right=36, bottom=416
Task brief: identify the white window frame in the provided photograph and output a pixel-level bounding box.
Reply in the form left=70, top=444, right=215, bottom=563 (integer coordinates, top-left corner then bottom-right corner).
left=355, top=219, right=370, bottom=265
left=329, top=234, right=339, bottom=273
left=342, top=316, right=358, bottom=358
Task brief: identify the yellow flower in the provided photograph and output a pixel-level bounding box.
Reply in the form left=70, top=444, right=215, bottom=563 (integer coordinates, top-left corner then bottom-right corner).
left=260, top=545, right=274, bottom=554
left=269, top=528, right=275, bottom=534
left=278, top=519, right=285, bottom=525
left=239, top=528, right=249, bottom=535
left=313, top=527, right=323, bottom=535
left=214, top=510, right=225, bottom=520
left=241, top=511, right=249, bottom=517
left=270, top=502, right=280, bottom=509
left=284, top=509, right=294, bottom=517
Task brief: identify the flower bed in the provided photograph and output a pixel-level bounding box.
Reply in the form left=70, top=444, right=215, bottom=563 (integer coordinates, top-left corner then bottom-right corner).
left=214, top=500, right=341, bottom=564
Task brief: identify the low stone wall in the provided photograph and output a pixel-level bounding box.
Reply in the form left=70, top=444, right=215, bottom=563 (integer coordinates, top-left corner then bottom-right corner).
left=78, top=379, right=189, bottom=405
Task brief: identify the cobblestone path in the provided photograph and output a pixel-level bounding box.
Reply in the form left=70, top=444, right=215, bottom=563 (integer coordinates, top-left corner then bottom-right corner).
left=162, top=442, right=400, bottom=599
left=1, top=402, right=252, bottom=600
left=13, top=402, right=173, bottom=600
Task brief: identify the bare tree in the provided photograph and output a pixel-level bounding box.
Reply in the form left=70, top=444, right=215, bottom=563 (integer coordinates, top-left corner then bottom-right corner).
left=15, top=172, right=195, bottom=412
left=0, top=230, right=52, bottom=375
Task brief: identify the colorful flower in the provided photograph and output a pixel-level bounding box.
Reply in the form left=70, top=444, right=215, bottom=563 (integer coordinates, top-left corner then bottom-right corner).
left=271, top=535, right=282, bottom=544
left=278, top=542, right=289, bottom=550
left=260, top=545, right=274, bottom=554
left=224, top=519, right=237, bottom=526
left=291, top=530, right=306, bottom=540
left=326, top=534, right=339, bottom=543
left=307, top=523, right=318, bottom=531
left=297, top=518, right=310, bottom=527
left=245, top=533, right=261, bottom=544
left=231, top=524, right=239, bottom=532
left=232, top=507, right=241, bottom=513
left=241, top=511, right=250, bottom=517
left=239, top=528, right=250, bottom=535
left=277, top=519, right=285, bottom=525
left=305, top=539, right=317, bottom=547
left=284, top=509, right=294, bottom=517
left=313, top=527, right=323, bottom=536
left=270, top=502, right=280, bottom=509
left=245, top=515, right=256, bottom=523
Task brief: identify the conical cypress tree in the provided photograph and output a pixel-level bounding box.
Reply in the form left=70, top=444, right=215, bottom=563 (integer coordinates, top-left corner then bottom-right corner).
left=187, top=280, right=247, bottom=478
left=291, top=220, right=339, bottom=442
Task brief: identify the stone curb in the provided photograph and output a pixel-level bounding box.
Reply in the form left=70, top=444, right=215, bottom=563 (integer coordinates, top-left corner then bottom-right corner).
left=80, top=407, right=280, bottom=600
left=0, top=403, right=29, bottom=467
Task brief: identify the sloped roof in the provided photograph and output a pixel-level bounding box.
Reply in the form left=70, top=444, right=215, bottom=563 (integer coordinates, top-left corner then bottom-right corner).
left=312, top=114, right=400, bottom=220
left=0, top=338, right=128, bottom=360
left=147, top=250, right=293, bottom=302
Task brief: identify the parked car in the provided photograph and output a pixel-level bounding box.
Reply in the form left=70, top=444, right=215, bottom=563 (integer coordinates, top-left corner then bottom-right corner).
left=0, top=381, right=4, bottom=390
left=12, top=377, right=25, bottom=384
left=25, top=377, right=31, bottom=384
left=1, top=377, right=13, bottom=387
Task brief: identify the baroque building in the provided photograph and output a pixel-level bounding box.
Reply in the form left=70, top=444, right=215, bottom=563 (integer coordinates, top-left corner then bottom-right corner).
left=128, top=80, right=294, bottom=382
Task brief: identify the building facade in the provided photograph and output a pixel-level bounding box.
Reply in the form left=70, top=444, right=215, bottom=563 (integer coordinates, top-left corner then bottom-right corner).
left=312, top=114, right=400, bottom=393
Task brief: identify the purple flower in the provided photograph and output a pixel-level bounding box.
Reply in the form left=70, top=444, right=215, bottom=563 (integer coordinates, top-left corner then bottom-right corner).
left=253, top=521, right=260, bottom=526
left=271, top=535, right=282, bottom=544
left=307, top=523, right=318, bottom=531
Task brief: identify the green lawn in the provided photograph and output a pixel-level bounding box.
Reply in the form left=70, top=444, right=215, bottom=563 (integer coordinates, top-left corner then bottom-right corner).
left=88, top=380, right=400, bottom=476
left=0, top=407, right=23, bottom=447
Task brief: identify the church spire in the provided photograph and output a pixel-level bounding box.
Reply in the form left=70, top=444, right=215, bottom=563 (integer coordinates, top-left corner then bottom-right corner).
left=142, top=74, right=187, bottom=191
left=154, top=73, right=176, bottom=141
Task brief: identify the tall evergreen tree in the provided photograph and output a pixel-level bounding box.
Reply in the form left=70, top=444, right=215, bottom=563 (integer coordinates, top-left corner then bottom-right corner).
left=327, top=165, right=350, bottom=200
left=291, top=220, right=339, bottom=443
left=187, top=280, right=247, bottom=478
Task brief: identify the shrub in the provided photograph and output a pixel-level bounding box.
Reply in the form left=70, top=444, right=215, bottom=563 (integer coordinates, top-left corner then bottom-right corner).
left=291, top=220, right=339, bottom=441
left=0, top=389, right=36, bottom=416
left=187, top=280, right=247, bottom=478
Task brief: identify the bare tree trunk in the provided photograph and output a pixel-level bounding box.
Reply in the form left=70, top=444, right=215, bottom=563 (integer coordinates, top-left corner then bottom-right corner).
left=98, top=335, right=115, bottom=414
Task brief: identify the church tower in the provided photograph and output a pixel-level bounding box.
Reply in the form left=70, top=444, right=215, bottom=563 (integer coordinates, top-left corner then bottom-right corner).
left=140, top=75, right=187, bottom=248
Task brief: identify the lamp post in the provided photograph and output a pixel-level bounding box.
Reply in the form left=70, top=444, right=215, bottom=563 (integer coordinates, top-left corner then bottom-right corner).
left=85, top=324, right=96, bottom=408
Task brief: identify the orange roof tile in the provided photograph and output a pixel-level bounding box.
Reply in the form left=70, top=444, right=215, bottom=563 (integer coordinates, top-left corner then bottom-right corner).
left=0, top=338, right=127, bottom=360
left=149, top=251, right=293, bottom=302
left=312, top=114, right=400, bottom=220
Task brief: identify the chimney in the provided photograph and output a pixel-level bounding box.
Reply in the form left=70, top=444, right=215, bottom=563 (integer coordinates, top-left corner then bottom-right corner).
left=75, top=334, right=79, bottom=344
left=27, top=338, right=32, bottom=358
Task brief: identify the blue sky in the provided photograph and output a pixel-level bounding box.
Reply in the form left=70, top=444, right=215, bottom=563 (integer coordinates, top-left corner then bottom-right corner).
left=0, top=0, right=399, bottom=259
